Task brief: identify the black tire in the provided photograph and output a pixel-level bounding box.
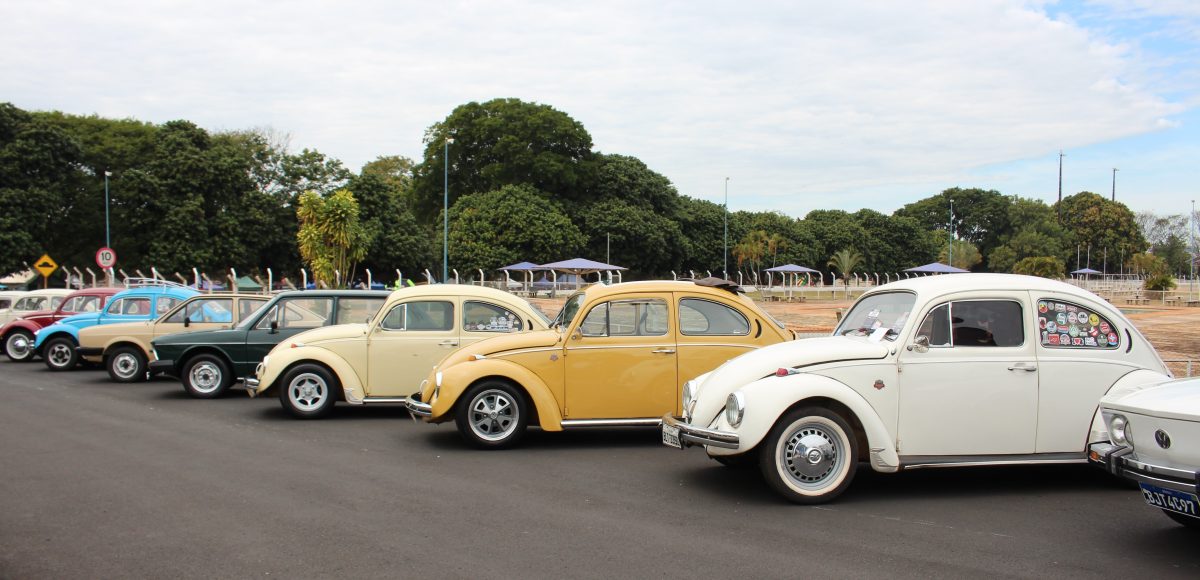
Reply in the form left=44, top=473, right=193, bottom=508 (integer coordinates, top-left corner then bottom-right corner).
left=106, top=346, right=148, bottom=383
left=758, top=406, right=858, bottom=504
left=279, top=364, right=338, bottom=419
left=455, top=380, right=529, bottom=449
left=43, top=336, right=80, bottom=372
left=181, top=354, right=233, bottom=399
left=4, top=330, right=35, bottom=362
left=1163, top=510, right=1200, bottom=529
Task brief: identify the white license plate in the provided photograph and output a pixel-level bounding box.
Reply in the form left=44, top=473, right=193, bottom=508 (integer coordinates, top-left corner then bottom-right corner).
left=662, top=423, right=681, bottom=449
left=1140, top=483, right=1200, bottom=519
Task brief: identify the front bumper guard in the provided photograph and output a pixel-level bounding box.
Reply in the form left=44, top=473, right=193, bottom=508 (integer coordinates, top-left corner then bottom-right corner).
left=406, top=393, right=432, bottom=418
left=1088, top=441, right=1200, bottom=495
left=662, top=414, right=739, bottom=449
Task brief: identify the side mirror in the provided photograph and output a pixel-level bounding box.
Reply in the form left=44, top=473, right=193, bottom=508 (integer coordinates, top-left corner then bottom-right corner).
left=183, top=318, right=191, bottom=328
left=269, top=319, right=279, bottom=334
left=571, top=329, right=582, bottom=341
left=908, top=335, right=929, bottom=353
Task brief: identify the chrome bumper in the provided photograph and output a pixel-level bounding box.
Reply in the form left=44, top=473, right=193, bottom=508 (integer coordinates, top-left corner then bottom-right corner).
left=1089, top=442, right=1200, bottom=495
left=662, top=414, right=739, bottom=449
left=406, top=393, right=432, bottom=418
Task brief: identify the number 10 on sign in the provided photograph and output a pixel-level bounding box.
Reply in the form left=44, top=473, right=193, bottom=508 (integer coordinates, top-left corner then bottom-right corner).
left=96, top=247, right=117, bottom=269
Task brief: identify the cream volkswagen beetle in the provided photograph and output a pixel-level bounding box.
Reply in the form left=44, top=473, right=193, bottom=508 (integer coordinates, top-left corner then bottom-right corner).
left=663, top=273, right=1174, bottom=503
left=247, top=285, right=550, bottom=419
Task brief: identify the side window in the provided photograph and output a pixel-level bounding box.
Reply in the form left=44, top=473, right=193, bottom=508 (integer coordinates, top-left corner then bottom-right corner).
left=239, top=299, right=268, bottom=321
left=106, top=298, right=124, bottom=315
left=406, top=301, right=454, bottom=331
left=169, top=299, right=234, bottom=324
left=50, top=297, right=65, bottom=309
left=916, top=303, right=951, bottom=347
left=950, top=301, right=1023, bottom=347
left=0, top=299, right=9, bottom=309
left=254, top=305, right=280, bottom=330
left=679, top=298, right=750, bottom=336
left=156, top=297, right=181, bottom=315
left=60, top=296, right=82, bottom=312
left=122, top=298, right=151, bottom=315
left=74, top=296, right=100, bottom=312
left=336, top=297, right=386, bottom=325
left=380, top=304, right=407, bottom=330
left=279, top=297, right=334, bottom=329
left=463, top=301, right=523, bottom=333
left=579, top=299, right=668, bottom=337
left=1037, top=299, right=1120, bottom=349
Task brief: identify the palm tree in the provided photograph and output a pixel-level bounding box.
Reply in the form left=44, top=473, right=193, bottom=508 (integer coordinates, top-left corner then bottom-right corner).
left=827, top=249, right=864, bottom=287
left=765, top=233, right=788, bottom=268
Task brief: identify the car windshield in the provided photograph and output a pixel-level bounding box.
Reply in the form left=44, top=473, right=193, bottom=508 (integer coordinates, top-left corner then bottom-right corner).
left=833, top=291, right=916, bottom=342
left=552, top=293, right=585, bottom=329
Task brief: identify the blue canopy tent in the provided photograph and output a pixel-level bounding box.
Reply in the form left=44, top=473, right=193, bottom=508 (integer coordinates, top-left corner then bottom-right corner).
left=539, top=258, right=627, bottom=290
left=905, top=262, right=969, bottom=275
left=499, top=261, right=544, bottom=292
left=1071, top=268, right=1102, bottom=276
left=764, top=264, right=820, bottom=286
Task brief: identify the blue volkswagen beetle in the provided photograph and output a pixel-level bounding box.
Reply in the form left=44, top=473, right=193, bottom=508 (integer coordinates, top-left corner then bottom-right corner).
left=36, top=280, right=198, bottom=371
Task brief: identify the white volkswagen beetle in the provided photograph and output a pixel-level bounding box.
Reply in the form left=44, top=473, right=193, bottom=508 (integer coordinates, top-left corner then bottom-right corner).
left=662, top=273, right=1173, bottom=503
left=1091, top=376, right=1200, bottom=529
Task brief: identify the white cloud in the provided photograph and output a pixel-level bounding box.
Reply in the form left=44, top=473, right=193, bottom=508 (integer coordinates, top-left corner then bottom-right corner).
left=1, top=0, right=1194, bottom=216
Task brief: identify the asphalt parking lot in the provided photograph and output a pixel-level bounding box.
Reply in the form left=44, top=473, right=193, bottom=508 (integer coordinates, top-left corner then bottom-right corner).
left=2, top=362, right=1198, bottom=579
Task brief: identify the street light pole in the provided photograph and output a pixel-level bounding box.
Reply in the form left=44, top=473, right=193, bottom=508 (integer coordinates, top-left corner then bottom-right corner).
left=948, top=199, right=954, bottom=268
left=723, top=177, right=729, bottom=279
left=1192, top=199, right=1196, bottom=300
left=104, top=171, right=112, bottom=248
left=1111, top=168, right=1118, bottom=201
left=1057, top=150, right=1065, bottom=222
left=443, top=136, right=453, bottom=284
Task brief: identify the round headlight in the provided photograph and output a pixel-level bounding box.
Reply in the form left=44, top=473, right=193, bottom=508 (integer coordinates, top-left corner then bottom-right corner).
left=1110, top=415, right=1130, bottom=446
left=725, top=391, right=745, bottom=428
left=435, top=371, right=444, bottom=388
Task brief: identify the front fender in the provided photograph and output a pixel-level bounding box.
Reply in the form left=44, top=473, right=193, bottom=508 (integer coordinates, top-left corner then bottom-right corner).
left=716, top=373, right=899, bottom=472
left=255, top=345, right=365, bottom=402
left=434, top=358, right=564, bottom=431
left=1087, top=368, right=1173, bottom=444
left=34, top=325, right=80, bottom=349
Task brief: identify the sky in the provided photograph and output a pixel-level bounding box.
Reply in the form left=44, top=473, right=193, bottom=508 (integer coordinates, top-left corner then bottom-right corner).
left=3, top=0, right=1198, bottom=219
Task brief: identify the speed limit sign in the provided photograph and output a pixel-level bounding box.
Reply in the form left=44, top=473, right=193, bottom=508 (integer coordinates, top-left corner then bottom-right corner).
left=95, top=247, right=117, bottom=269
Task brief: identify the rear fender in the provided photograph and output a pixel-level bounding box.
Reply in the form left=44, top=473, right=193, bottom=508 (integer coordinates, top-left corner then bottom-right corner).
left=434, top=358, right=563, bottom=431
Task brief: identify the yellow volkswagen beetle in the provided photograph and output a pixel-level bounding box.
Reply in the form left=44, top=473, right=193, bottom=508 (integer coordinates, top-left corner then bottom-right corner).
left=406, top=279, right=794, bottom=448
left=248, top=285, right=551, bottom=419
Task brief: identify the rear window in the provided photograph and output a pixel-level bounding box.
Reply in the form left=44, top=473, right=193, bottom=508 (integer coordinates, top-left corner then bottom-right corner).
left=1037, top=299, right=1120, bottom=349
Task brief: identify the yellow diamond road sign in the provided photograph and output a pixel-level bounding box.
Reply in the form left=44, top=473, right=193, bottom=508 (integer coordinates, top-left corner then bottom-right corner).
left=35, top=254, right=58, bottom=278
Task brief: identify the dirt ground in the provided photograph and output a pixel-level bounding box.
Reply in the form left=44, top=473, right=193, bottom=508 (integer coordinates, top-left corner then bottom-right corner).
left=528, top=296, right=1200, bottom=377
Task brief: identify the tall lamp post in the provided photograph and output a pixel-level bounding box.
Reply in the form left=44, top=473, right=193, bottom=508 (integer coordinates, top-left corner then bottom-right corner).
left=443, top=135, right=454, bottom=284
left=723, top=177, right=729, bottom=279
left=948, top=199, right=954, bottom=268
left=1111, top=168, right=1118, bottom=201
left=1192, top=199, right=1196, bottom=299
left=104, top=171, right=112, bottom=248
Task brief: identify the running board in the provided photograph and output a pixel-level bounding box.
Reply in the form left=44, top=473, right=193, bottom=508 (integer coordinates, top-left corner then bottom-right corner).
left=360, top=397, right=408, bottom=405
left=560, top=418, right=662, bottom=428
left=899, top=452, right=1086, bottom=470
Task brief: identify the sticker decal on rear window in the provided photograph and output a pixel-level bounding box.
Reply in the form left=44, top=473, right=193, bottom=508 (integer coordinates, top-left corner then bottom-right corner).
left=1037, top=299, right=1118, bottom=349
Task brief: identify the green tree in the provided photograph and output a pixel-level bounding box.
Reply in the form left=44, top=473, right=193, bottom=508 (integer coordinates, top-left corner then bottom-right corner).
left=676, top=196, right=726, bottom=273
left=1151, top=234, right=1190, bottom=275
left=938, top=239, right=982, bottom=270
left=827, top=249, right=864, bottom=286
left=895, top=187, right=1013, bottom=269
left=987, top=197, right=1071, bottom=272
left=347, top=170, right=431, bottom=279
left=445, top=185, right=585, bottom=273
left=1012, top=256, right=1065, bottom=279
left=576, top=198, right=685, bottom=278
left=1056, top=192, right=1146, bottom=270
left=410, top=99, right=596, bottom=222
left=297, top=189, right=369, bottom=287
left=852, top=209, right=940, bottom=273
left=732, top=230, right=769, bottom=274
left=587, top=153, right=679, bottom=216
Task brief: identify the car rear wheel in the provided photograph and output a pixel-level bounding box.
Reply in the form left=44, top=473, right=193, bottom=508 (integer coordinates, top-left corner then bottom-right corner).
left=4, top=330, right=35, bottom=362
left=279, top=364, right=338, bottom=419
left=455, top=381, right=529, bottom=449
left=759, top=407, right=858, bottom=504
left=107, top=346, right=148, bottom=383
left=182, top=354, right=233, bottom=398
left=43, top=336, right=79, bottom=372
left=1163, top=509, right=1200, bottom=529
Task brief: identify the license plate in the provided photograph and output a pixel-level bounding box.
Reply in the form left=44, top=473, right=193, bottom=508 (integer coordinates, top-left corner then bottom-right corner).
left=1140, top=483, right=1200, bottom=519
left=662, top=423, right=681, bottom=449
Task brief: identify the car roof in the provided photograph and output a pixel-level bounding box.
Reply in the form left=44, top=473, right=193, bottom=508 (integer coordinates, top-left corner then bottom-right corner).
left=26, top=288, right=73, bottom=296
left=576, top=280, right=757, bottom=304
left=66, top=287, right=121, bottom=298
left=385, top=284, right=533, bottom=302
left=269, top=289, right=392, bottom=299
left=868, top=273, right=1101, bottom=300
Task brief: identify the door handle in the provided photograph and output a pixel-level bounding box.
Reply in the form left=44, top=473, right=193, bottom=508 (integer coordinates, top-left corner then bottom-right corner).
left=1006, top=363, right=1037, bottom=372
left=439, top=340, right=459, bottom=347
left=651, top=348, right=676, bottom=354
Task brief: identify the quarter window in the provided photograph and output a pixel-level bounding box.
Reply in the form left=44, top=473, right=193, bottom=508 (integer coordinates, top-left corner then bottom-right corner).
left=463, top=301, right=523, bottom=333
left=679, top=298, right=750, bottom=336
left=580, top=299, right=668, bottom=337
left=1036, top=299, right=1120, bottom=349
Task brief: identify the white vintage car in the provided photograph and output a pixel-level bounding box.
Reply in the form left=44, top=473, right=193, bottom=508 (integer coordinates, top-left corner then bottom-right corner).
left=662, top=273, right=1174, bottom=503
left=1091, top=376, right=1200, bottom=529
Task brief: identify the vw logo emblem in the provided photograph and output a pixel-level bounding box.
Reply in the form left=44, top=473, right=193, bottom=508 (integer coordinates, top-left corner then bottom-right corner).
left=1154, top=429, right=1171, bottom=449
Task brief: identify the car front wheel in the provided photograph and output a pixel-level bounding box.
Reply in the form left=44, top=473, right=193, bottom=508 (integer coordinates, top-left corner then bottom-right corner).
left=759, top=407, right=858, bottom=504
left=182, top=354, right=233, bottom=398
left=43, top=336, right=80, bottom=371
left=4, top=330, right=35, bottom=362
left=107, top=346, right=148, bottom=383
left=455, top=381, right=529, bottom=449
left=279, top=364, right=338, bottom=419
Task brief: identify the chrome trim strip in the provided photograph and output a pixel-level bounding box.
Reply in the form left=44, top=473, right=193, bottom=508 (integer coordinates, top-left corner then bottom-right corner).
left=566, top=345, right=676, bottom=351
left=361, top=397, right=408, bottom=404
left=900, top=452, right=1086, bottom=470
left=1122, top=457, right=1199, bottom=481
left=561, top=418, right=661, bottom=427
left=662, top=414, right=739, bottom=449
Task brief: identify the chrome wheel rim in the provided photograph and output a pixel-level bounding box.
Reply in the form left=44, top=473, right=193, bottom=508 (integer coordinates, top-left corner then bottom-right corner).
left=468, top=389, right=518, bottom=442
left=780, top=420, right=844, bottom=491
left=188, top=361, right=223, bottom=393
left=5, top=333, right=31, bottom=359
left=112, top=352, right=140, bottom=379
left=47, top=342, right=73, bottom=368
left=287, top=373, right=328, bottom=412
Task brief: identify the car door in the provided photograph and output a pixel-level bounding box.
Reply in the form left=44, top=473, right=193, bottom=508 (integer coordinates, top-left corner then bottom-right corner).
left=897, top=294, right=1039, bottom=456
left=366, top=299, right=460, bottom=398
left=674, top=295, right=761, bottom=415
left=243, top=296, right=334, bottom=371
left=563, top=294, right=676, bottom=420
left=155, top=298, right=235, bottom=339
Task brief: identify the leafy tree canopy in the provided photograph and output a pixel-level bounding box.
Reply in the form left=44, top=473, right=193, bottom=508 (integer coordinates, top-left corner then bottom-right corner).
left=445, top=184, right=585, bottom=274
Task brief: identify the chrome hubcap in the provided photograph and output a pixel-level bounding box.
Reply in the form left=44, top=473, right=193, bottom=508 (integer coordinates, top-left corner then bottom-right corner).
left=113, top=353, right=139, bottom=378
left=288, top=373, right=327, bottom=411
left=189, top=362, right=222, bottom=393
left=6, top=334, right=30, bottom=357
left=47, top=343, right=72, bottom=367
left=468, top=389, right=517, bottom=441
left=782, top=423, right=842, bottom=488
